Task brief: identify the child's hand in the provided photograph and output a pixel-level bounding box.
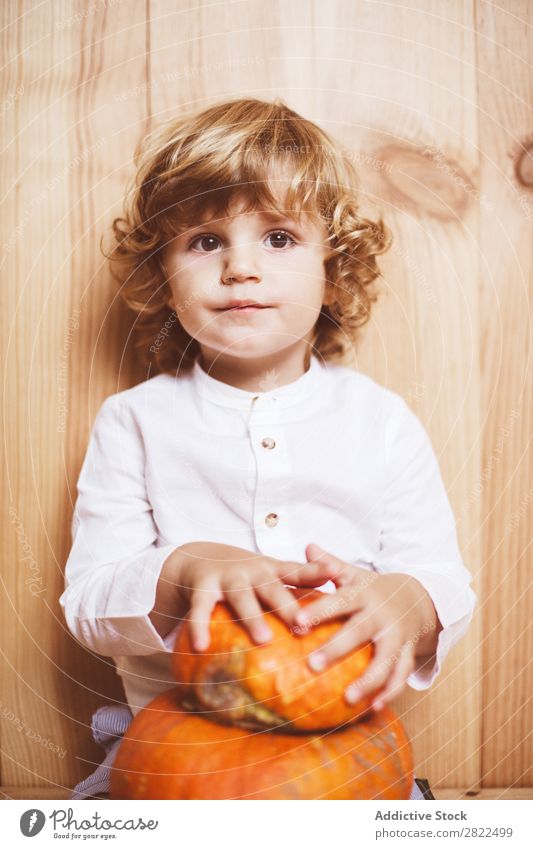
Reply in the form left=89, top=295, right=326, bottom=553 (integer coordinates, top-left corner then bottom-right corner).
left=172, top=541, right=343, bottom=652
left=295, top=544, right=441, bottom=711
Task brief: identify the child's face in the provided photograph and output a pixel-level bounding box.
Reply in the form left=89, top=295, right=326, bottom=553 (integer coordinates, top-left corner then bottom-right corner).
left=161, top=195, right=331, bottom=364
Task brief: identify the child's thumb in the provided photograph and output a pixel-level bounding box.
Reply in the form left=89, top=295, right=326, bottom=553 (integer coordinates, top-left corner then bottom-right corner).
left=306, top=542, right=332, bottom=564
left=305, top=543, right=346, bottom=584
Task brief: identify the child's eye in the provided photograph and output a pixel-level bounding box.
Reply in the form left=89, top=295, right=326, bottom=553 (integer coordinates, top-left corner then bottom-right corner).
left=264, top=230, right=297, bottom=249
left=188, top=230, right=297, bottom=253
left=189, top=234, right=221, bottom=253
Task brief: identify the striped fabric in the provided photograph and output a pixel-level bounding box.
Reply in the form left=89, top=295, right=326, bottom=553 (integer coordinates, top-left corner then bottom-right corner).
left=71, top=705, right=428, bottom=801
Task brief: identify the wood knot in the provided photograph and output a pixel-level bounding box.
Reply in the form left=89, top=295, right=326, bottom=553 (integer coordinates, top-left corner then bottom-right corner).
left=370, top=143, right=477, bottom=221
left=515, top=142, right=533, bottom=188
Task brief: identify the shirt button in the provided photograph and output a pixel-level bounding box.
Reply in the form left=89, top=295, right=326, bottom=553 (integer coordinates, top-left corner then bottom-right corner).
left=265, top=512, right=279, bottom=527
left=261, top=437, right=276, bottom=449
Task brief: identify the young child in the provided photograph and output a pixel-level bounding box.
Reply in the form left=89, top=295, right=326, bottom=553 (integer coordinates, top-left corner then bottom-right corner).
left=60, top=96, right=476, bottom=800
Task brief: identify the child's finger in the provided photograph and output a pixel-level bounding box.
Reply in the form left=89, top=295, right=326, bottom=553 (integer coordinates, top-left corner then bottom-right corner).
left=276, top=558, right=345, bottom=586
left=370, top=642, right=414, bottom=711
left=343, top=627, right=401, bottom=704
left=304, top=543, right=374, bottom=588
left=187, top=582, right=221, bottom=652
left=306, top=611, right=374, bottom=672
left=295, top=583, right=367, bottom=630
left=224, top=582, right=274, bottom=644
left=254, top=579, right=304, bottom=628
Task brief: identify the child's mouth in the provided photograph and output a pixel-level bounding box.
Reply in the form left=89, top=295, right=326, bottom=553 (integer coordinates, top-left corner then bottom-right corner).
left=226, top=306, right=268, bottom=311
left=218, top=303, right=272, bottom=313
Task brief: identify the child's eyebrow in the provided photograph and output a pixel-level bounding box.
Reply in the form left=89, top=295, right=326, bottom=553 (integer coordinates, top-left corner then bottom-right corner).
left=184, top=209, right=302, bottom=233
left=257, top=210, right=300, bottom=224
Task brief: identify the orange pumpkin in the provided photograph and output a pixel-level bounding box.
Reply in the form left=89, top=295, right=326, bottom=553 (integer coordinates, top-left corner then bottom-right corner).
left=111, top=688, right=414, bottom=800
left=172, top=589, right=377, bottom=732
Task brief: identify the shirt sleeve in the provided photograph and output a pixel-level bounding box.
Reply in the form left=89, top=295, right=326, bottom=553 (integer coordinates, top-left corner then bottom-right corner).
left=371, top=397, right=477, bottom=690
left=59, top=395, right=181, bottom=657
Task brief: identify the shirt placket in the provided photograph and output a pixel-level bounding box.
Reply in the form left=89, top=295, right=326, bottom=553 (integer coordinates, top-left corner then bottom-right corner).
left=247, top=395, right=296, bottom=559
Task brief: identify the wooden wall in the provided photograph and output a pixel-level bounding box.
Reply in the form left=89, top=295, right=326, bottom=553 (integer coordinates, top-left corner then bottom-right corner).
left=1, top=0, right=531, bottom=796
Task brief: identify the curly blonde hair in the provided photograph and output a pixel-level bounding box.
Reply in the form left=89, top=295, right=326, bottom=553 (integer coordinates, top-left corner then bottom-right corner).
left=104, top=97, right=392, bottom=375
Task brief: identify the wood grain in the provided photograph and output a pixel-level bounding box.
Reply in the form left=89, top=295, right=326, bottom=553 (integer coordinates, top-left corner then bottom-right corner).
left=435, top=787, right=533, bottom=801
left=312, top=0, right=482, bottom=788
left=1, top=0, right=148, bottom=788
left=475, top=0, right=533, bottom=788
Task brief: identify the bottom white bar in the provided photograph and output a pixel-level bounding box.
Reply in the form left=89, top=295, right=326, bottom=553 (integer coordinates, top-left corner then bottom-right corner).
left=3, top=799, right=531, bottom=849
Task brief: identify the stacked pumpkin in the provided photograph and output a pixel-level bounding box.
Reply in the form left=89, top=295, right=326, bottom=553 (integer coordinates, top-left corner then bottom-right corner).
left=110, top=591, right=414, bottom=799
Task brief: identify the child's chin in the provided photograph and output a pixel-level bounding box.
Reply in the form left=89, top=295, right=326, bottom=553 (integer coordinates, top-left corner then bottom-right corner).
left=218, top=339, right=282, bottom=358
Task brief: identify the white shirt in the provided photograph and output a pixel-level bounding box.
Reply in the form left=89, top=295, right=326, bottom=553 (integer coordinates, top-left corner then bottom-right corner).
left=60, top=355, right=476, bottom=716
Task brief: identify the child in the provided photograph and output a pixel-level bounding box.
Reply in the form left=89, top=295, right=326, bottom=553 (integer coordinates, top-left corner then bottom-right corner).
left=60, top=97, right=476, bottom=800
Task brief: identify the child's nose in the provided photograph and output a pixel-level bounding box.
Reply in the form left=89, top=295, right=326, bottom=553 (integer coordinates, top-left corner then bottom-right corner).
left=221, top=245, right=262, bottom=283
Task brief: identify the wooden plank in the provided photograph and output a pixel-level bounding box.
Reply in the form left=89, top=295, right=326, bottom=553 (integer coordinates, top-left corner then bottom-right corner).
left=1, top=0, right=76, bottom=792
left=310, top=0, right=482, bottom=788
left=58, top=0, right=152, bottom=790
left=1, top=785, right=531, bottom=801
left=475, top=0, right=533, bottom=788
left=435, top=787, right=533, bottom=801
left=0, top=786, right=72, bottom=800
left=1, top=0, right=148, bottom=789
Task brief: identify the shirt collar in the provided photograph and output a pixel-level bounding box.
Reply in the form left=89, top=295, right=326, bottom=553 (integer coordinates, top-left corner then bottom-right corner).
left=191, top=354, right=324, bottom=410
